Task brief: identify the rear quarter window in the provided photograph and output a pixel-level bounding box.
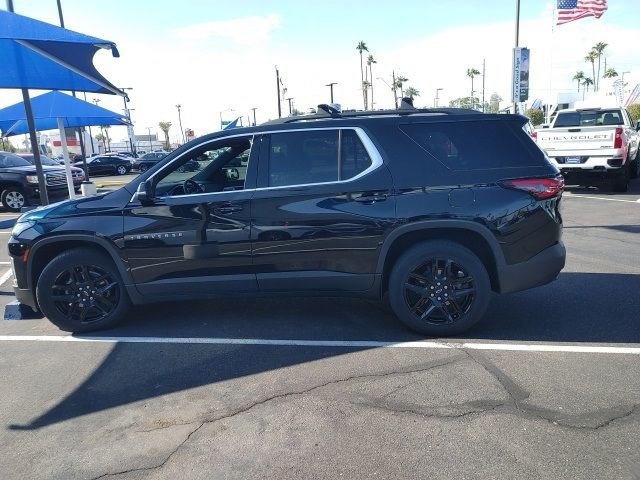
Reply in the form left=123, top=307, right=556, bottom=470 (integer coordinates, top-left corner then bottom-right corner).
left=399, top=119, right=543, bottom=170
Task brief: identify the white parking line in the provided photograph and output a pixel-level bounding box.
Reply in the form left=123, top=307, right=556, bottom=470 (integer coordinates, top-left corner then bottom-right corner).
left=0, top=335, right=638, bottom=355
left=564, top=194, right=640, bottom=204
left=0, top=269, right=13, bottom=285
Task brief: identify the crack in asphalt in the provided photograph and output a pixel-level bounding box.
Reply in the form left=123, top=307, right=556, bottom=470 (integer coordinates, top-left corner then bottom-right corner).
left=91, top=354, right=465, bottom=479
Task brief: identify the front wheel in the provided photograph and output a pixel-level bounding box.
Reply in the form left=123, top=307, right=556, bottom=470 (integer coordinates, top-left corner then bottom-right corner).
left=388, top=241, right=491, bottom=336
left=116, top=165, right=128, bottom=175
left=139, top=164, right=148, bottom=173
left=611, top=164, right=629, bottom=192
left=36, top=248, right=131, bottom=332
left=629, top=150, right=640, bottom=179
left=1, top=187, right=27, bottom=212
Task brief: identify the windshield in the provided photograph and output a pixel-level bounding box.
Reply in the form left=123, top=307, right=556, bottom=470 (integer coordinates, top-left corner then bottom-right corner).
left=554, top=109, right=623, bottom=127
left=0, top=152, right=32, bottom=167
left=19, top=154, right=60, bottom=166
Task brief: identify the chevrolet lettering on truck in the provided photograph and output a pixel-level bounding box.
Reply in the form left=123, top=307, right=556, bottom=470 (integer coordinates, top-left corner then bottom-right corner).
left=537, top=107, right=640, bottom=192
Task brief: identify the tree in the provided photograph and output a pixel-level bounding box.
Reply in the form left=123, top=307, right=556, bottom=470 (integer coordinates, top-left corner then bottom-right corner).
left=592, top=42, right=607, bottom=91
left=103, top=126, right=111, bottom=151
left=404, top=87, right=420, bottom=100
left=603, top=68, right=618, bottom=79
left=584, top=51, right=597, bottom=92
left=628, top=104, right=640, bottom=124
left=394, top=75, right=408, bottom=99
left=449, top=96, right=478, bottom=109
left=525, top=108, right=544, bottom=126
left=95, top=132, right=105, bottom=153
left=488, top=93, right=502, bottom=113
left=582, top=77, right=594, bottom=93
left=158, top=121, right=172, bottom=150
left=467, top=68, right=481, bottom=107
left=573, top=71, right=585, bottom=92
left=367, top=55, right=377, bottom=110
left=356, top=41, right=369, bottom=110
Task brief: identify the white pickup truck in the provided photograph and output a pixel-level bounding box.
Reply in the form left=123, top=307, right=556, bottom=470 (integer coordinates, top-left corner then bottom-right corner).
left=536, top=107, right=640, bottom=192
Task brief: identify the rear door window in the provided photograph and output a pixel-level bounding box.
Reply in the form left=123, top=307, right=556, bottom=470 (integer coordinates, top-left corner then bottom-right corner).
left=400, top=120, right=539, bottom=170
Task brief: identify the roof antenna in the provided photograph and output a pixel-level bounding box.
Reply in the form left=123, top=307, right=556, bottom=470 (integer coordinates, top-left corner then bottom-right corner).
left=317, top=104, right=342, bottom=116
left=399, top=97, right=416, bottom=109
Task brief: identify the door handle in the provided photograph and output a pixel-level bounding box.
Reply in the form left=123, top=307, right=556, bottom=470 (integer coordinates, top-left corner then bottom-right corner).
left=354, top=194, right=388, bottom=204
left=214, top=204, right=243, bottom=214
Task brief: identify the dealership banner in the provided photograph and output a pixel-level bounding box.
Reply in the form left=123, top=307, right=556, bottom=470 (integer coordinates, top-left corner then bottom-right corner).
left=512, top=47, right=530, bottom=103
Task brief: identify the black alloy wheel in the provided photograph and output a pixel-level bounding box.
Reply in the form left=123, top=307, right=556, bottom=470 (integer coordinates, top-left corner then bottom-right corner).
left=403, top=258, right=475, bottom=325
left=36, top=248, right=130, bottom=332
left=388, top=241, right=491, bottom=336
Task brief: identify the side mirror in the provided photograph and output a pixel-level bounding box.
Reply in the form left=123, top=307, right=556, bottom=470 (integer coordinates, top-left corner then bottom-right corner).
left=135, top=180, right=155, bottom=205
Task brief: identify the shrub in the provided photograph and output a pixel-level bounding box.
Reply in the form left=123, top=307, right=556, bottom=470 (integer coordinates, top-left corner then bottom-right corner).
left=627, top=104, right=640, bottom=124
left=525, top=108, right=544, bottom=126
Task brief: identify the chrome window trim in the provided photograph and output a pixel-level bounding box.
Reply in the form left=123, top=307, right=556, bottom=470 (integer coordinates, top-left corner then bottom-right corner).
left=131, top=126, right=383, bottom=202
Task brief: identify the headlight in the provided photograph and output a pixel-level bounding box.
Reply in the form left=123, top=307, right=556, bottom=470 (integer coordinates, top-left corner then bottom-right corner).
left=25, top=175, right=39, bottom=184
left=11, top=220, right=35, bottom=237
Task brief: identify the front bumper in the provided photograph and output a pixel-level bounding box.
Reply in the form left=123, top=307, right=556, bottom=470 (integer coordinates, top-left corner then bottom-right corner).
left=497, top=241, right=566, bottom=294
left=14, top=286, right=39, bottom=311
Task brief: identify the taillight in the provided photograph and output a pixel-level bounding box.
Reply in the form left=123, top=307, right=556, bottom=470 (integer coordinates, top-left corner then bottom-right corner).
left=531, top=130, right=538, bottom=142
left=500, top=176, right=564, bottom=200
left=614, top=127, right=623, bottom=149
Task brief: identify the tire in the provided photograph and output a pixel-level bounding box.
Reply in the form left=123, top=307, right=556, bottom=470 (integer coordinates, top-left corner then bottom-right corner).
left=629, top=150, right=640, bottom=180
left=1, top=187, right=27, bottom=212
left=139, top=164, right=148, bottom=173
left=36, top=248, right=131, bottom=332
left=116, top=165, right=127, bottom=175
left=388, top=240, right=491, bottom=336
left=177, top=166, right=185, bottom=173
left=611, top=164, right=629, bottom=192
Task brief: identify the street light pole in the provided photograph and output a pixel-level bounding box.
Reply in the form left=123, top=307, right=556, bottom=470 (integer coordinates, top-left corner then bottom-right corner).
left=121, top=87, right=135, bottom=154
left=251, top=107, right=257, bottom=126
left=176, top=104, right=185, bottom=144
left=286, top=98, right=293, bottom=115
left=434, top=88, right=443, bottom=107
left=147, top=127, right=153, bottom=152
left=326, top=82, right=337, bottom=103
left=275, top=66, right=282, bottom=118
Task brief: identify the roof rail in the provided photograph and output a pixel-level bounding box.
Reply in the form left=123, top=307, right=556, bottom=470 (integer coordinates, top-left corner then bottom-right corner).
left=261, top=105, right=482, bottom=126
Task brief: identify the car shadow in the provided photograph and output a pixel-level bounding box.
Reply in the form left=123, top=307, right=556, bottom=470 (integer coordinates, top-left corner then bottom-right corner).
left=7, top=271, right=639, bottom=430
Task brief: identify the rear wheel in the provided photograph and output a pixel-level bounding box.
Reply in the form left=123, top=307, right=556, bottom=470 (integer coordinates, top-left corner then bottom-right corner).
left=611, top=163, right=629, bottom=192
left=629, top=150, right=640, bottom=179
left=1, top=187, right=27, bottom=212
left=388, top=241, right=491, bottom=336
left=139, top=164, right=148, bottom=173
left=36, top=248, right=131, bottom=332
left=116, top=165, right=127, bottom=175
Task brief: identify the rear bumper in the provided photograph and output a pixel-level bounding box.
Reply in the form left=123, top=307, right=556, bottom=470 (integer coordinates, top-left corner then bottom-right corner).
left=497, top=241, right=565, bottom=294
left=559, top=167, right=624, bottom=181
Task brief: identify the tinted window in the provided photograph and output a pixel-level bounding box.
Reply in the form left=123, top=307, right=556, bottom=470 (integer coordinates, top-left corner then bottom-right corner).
left=400, top=120, right=537, bottom=170
left=340, top=130, right=372, bottom=180
left=269, top=130, right=338, bottom=187
left=554, top=109, right=623, bottom=127
left=0, top=153, right=31, bottom=167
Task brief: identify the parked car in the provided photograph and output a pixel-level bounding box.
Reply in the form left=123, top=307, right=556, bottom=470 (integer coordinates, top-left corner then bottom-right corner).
left=537, top=106, right=640, bottom=191
left=0, top=151, right=82, bottom=211
left=131, top=152, right=168, bottom=172
left=8, top=104, right=565, bottom=334
left=74, top=155, right=132, bottom=176
left=16, top=154, right=84, bottom=193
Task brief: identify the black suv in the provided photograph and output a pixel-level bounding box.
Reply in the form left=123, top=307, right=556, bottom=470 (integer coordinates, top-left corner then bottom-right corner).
left=8, top=106, right=565, bottom=335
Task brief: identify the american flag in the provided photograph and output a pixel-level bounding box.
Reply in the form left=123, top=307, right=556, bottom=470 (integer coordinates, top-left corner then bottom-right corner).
left=557, top=0, right=608, bottom=25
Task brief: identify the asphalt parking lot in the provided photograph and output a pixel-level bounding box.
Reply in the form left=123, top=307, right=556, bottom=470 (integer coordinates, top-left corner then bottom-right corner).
left=0, top=181, right=639, bottom=479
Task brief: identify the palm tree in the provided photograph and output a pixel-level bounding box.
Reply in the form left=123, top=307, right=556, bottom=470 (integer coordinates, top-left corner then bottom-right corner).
left=158, top=121, right=172, bottom=150
left=356, top=41, right=368, bottom=110
left=102, top=126, right=111, bottom=151
left=367, top=55, right=377, bottom=110
left=404, top=87, right=420, bottom=100
left=95, top=132, right=105, bottom=153
left=592, top=42, right=608, bottom=91
left=603, top=68, right=618, bottom=79
left=582, top=77, right=594, bottom=92
left=467, top=68, right=480, bottom=101
left=572, top=71, right=585, bottom=92
left=584, top=51, right=597, bottom=92
left=394, top=75, right=408, bottom=99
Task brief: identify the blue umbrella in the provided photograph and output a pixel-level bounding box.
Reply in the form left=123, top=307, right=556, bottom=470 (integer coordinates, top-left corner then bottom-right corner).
left=0, top=9, right=123, bottom=95
left=0, top=8, right=124, bottom=205
left=0, top=90, right=129, bottom=136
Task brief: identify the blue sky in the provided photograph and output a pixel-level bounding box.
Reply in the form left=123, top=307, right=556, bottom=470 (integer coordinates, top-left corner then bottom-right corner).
left=2, top=0, right=639, bottom=142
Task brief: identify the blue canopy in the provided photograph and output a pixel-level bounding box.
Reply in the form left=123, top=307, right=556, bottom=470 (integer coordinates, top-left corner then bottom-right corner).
left=0, top=10, right=123, bottom=95
left=0, top=90, right=129, bottom=136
